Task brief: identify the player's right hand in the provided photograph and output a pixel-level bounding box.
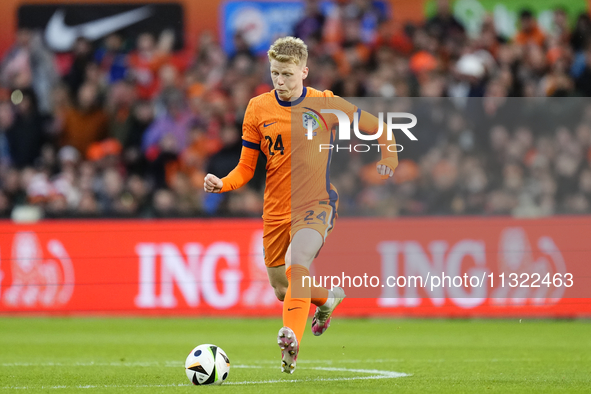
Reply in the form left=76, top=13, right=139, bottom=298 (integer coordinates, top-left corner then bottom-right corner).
left=204, top=173, right=223, bottom=193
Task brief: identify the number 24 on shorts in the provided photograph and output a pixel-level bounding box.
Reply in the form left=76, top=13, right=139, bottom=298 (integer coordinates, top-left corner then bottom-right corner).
left=304, top=210, right=327, bottom=225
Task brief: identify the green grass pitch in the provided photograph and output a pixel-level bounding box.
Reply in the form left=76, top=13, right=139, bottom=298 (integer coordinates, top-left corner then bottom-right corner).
left=1, top=317, right=590, bottom=393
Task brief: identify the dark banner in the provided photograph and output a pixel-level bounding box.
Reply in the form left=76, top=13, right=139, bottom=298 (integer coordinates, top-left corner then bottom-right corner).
left=17, top=2, right=184, bottom=51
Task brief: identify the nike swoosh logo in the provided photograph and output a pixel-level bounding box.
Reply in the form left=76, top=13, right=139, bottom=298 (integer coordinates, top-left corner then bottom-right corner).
left=287, top=307, right=302, bottom=311
left=264, top=122, right=277, bottom=128
left=45, top=6, right=154, bottom=52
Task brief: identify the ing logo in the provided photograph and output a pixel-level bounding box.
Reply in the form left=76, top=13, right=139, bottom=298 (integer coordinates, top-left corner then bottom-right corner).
left=0, top=232, right=74, bottom=308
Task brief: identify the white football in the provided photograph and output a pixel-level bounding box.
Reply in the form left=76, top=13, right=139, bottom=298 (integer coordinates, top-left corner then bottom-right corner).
left=185, top=344, right=230, bottom=385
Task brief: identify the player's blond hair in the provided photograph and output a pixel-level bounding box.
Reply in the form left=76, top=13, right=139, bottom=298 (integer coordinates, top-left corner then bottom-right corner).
left=267, top=36, right=308, bottom=66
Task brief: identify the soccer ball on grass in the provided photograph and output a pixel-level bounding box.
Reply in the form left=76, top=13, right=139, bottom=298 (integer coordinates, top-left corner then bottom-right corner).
left=185, top=344, right=230, bottom=385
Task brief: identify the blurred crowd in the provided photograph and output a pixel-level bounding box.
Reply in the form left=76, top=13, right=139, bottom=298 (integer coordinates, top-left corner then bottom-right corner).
left=1, top=0, right=591, bottom=219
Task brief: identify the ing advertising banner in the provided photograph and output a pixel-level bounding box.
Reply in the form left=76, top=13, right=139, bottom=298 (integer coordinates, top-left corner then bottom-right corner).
left=0, top=218, right=589, bottom=317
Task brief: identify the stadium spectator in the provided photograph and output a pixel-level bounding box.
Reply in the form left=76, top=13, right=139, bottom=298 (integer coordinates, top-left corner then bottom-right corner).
left=60, top=82, right=109, bottom=155
left=128, top=31, right=174, bottom=100
left=125, top=100, right=154, bottom=150
left=341, top=0, right=387, bottom=44
left=142, top=88, right=196, bottom=156
left=294, top=0, right=326, bottom=43
left=574, top=43, right=591, bottom=96
left=0, top=189, right=10, bottom=218
left=229, top=33, right=256, bottom=67
left=152, top=188, right=178, bottom=217
left=331, top=16, right=372, bottom=76
left=96, top=167, right=125, bottom=214
left=5, top=88, right=48, bottom=169
left=170, top=171, right=201, bottom=215
left=205, top=124, right=241, bottom=181
left=514, top=9, right=546, bottom=47
left=64, top=37, right=94, bottom=99
left=552, top=7, right=571, bottom=45
left=1, top=29, right=58, bottom=114
left=94, top=33, right=129, bottom=84
left=177, top=121, right=219, bottom=189
left=570, top=13, right=591, bottom=52
left=0, top=102, right=13, bottom=168
left=106, top=80, right=137, bottom=145
left=121, top=99, right=154, bottom=176
left=425, top=0, right=465, bottom=42
left=126, top=173, right=151, bottom=215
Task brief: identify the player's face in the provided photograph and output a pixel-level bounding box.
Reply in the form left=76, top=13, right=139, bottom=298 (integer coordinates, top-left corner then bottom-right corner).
left=270, top=60, right=308, bottom=101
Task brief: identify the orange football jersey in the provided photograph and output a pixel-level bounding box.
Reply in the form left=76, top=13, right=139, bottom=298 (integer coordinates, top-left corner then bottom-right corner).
left=241, top=87, right=358, bottom=221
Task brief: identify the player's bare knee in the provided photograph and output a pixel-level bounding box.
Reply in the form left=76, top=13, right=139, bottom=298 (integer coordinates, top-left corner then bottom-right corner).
left=268, top=274, right=287, bottom=301
left=273, top=285, right=287, bottom=301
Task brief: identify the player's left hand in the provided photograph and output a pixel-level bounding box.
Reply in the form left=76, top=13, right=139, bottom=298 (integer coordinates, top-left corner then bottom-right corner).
left=377, top=164, right=394, bottom=178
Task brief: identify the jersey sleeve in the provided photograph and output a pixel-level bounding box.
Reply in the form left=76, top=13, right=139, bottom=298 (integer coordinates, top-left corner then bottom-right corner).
left=322, top=89, right=360, bottom=127
left=220, top=99, right=261, bottom=192
left=358, top=110, right=398, bottom=178
left=242, top=99, right=261, bottom=146
left=220, top=146, right=259, bottom=192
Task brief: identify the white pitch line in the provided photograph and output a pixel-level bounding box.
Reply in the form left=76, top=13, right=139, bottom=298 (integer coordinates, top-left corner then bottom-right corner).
left=2, top=384, right=191, bottom=390
left=0, top=360, right=378, bottom=367
left=224, top=366, right=409, bottom=385
left=0, top=361, right=181, bottom=367
left=245, top=358, right=407, bottom=365
left=224, top=375, right=408, bottom=385
left=315, top=367, right=407, bottom=375
left=0, top=357, right=539, bottom=368
left=1, top=365, right=409, bottom=389
left=1, top=362, right=262, bottom=368
left=222, top=357, right=540, bottom=364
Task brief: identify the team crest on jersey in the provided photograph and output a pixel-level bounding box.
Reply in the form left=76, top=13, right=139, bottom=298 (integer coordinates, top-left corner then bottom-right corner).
left=302, top=111, right=319, bottom=137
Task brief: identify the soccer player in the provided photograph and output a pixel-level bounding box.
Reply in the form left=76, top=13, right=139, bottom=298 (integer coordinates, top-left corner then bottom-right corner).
left=204, top=36, right=398, bottom=373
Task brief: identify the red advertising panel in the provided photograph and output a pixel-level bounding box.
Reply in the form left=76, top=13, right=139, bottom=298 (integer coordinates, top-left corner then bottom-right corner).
left=0, top=217, right=589, bottom=317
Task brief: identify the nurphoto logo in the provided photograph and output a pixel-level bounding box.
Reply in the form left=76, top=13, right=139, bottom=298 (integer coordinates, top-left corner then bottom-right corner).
left=306, top=110, right=418, bottom=152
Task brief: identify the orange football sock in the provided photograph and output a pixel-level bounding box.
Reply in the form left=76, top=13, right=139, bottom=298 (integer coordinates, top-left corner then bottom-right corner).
left=283, top=265, right=312, bottom=343
left=311, top=286, right=328, bottom=307
left=286, top=266, right=328, bottom=307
